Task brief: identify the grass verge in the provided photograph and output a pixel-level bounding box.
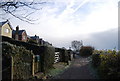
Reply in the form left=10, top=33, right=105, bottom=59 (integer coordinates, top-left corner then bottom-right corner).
left=46, top=61, right=72, bottom=79
left=88, top=56, right=99, bottom=79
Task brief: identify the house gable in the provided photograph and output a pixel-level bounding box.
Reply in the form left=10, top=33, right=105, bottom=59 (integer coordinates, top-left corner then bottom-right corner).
left=21, top=31, right=27, bottom=42
left=12, top=28, right=27, bottom=42
left=0, top=20, right=13, bottom=38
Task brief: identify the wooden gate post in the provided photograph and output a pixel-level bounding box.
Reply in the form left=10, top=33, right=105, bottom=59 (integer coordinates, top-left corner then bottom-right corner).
left=32, top=55, right=35, bottom=76
left=11, top=56, right=13, bottom=81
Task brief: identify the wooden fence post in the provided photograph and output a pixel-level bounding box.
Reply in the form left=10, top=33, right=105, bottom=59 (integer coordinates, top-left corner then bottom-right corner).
left=11, top=56, right=13, bottom=81
left=32, top=55, right=35, bottom=76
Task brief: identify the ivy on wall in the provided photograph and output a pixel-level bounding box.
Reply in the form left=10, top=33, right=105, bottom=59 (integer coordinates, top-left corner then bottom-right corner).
left=2, top=42, right=33, bottom=79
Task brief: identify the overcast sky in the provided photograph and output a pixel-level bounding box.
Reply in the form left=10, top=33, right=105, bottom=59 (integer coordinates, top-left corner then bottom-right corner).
left=1, top=0, right=118, bottom=50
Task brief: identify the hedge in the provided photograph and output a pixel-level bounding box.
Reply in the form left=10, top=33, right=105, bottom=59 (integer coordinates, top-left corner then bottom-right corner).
left=91, top=54, right=101, bottom=68
left=91, top=50, right=120, bottom=79
left=2, top=36, right=41, bottom=55
left=2, top=42, right=33, bottom=79
left=2, top=36, right=55, bottom=73
left=80, top=46, right=94, bottom=56
left=40, top=46, right=55, bottom=73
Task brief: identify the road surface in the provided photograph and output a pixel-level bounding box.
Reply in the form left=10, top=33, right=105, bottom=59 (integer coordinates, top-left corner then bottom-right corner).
left=54, top=55, right=95, bottom=79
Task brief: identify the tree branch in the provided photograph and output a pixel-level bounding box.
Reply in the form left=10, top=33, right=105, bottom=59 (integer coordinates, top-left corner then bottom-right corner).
left=3, top=9, right=36, bottom=24
left=0, top=1, right=46, bottom=24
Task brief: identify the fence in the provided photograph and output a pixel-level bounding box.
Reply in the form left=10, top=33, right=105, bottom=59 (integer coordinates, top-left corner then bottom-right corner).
left=54, top=52, right=60, bottom=63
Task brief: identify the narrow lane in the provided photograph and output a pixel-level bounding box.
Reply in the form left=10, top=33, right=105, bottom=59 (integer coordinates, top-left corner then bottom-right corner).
left=54, top=55, right=94, bottom=79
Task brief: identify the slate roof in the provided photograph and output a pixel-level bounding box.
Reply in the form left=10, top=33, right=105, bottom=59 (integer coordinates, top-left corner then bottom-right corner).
left=0, top=21, right=7, bottom=26
left=12, top=30, right=26, bottom=35
left=30, top=35, right=39, bottom=39
left=0, top=20, right=13, bottom=30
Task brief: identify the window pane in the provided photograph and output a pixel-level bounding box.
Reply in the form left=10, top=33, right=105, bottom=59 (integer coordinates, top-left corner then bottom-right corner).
left=4, top=28, right=9, bottom=33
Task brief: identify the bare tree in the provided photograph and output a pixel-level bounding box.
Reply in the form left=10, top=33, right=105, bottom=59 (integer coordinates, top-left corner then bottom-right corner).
left=0, top=0, right=46, bottom=24
left=71, top=40, right=83, bottom=52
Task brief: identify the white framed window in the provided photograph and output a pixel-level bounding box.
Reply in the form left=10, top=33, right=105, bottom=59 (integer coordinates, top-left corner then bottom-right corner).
left=4, top=28, right=10, bottom=33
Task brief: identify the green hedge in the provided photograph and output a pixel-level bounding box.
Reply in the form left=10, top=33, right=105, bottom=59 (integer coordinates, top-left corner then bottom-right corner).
left=2, top=36, right=56, bottom=74
left=80, top=46, right=94, bottom=56
left=92, top=50, right=120, bottom=79
left=27, top=39, right=38, bottom=46
left=98, top=54, right=120, bottom=79
left=2, top=42, right=33, bottom=79
left=40, top=46, right=55, bottom=73
left=2, top=36, right=42, bottom=73
left=91, top=54, right=101, bottom=68
left=2, top=36, right=41, bottom=55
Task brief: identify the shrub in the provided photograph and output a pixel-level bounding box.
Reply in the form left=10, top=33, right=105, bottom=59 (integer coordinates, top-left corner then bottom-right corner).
left=2, top=42, right=33, bottom=79
left=92, top=50, right=120, bottom=79
left=80, top=46, right=94, bottom=56
left=2, top=36, right=41, bottom=55
left=98, top=54, right=120, bottom=79
left=27, top=39, right=38, bottom=45
left=40, top=46, right=55, bottom=73
left=2, top=36, right=56, bottom=73
left=92, top=54, right=101, bottom=68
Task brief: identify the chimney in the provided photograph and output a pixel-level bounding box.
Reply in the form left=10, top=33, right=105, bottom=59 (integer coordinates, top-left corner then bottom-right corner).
left=16, top=25, right=19, bottom=31
left=15, top=25, right=19, bottom=40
